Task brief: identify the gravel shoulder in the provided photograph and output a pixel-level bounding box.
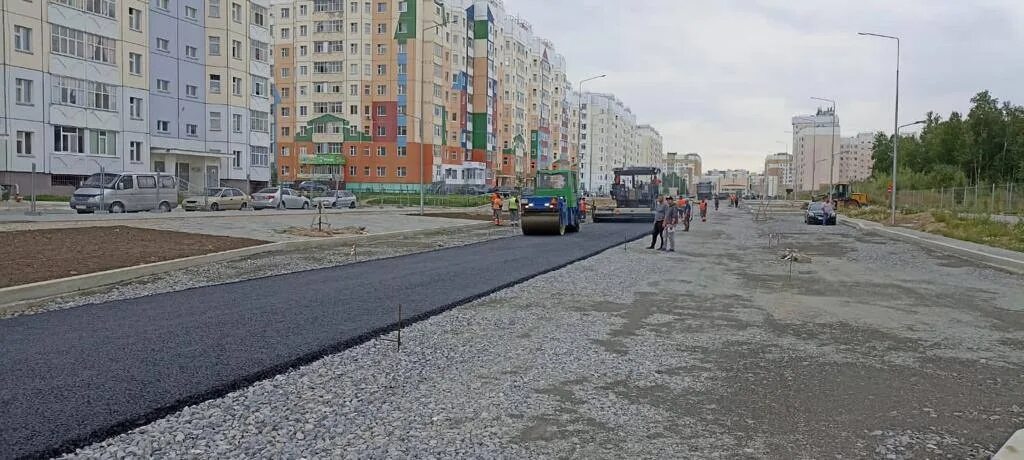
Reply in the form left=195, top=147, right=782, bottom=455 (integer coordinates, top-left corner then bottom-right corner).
left=62, top=208, right=1024, bottom=459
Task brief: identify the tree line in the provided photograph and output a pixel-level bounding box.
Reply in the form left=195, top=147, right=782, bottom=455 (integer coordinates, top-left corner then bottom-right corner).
left=870, top=91, right=1024, bottom=189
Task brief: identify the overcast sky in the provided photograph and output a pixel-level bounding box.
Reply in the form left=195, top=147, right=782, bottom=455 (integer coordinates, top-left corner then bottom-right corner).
left=506, top=0, right=1024, bottom=171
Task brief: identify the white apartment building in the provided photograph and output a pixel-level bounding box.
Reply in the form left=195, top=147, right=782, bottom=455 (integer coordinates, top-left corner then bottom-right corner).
left=578, top=91, right=635, bottom=193
left=838, top=132, right=875, bottom=183
left=636, top=124, right=663, bottom=170
left=764, top=152, right=792, bottom=197
left=792, top=108, right=840, bottom=192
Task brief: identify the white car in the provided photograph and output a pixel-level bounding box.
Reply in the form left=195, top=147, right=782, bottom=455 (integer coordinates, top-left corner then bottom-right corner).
left=312, top=190, right=358, bottom=209
left=252, top=187, right=310, bottom=210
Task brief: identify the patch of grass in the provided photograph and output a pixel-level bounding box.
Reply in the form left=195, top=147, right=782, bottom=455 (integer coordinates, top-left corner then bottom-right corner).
left=928, top=213, right=1024, bottom=252
left=845, top=206, right=890, bottom=223
left=32, top=194, right=70, bottom=202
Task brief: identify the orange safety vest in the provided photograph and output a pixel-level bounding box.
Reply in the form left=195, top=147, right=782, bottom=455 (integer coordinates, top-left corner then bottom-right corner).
left=491, top=196, right=502, bottom=209
left=699, top=201, right=708, bottom=211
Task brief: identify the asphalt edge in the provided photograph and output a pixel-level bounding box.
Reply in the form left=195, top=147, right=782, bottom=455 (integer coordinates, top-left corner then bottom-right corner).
left=839, top=216, right=1024, bottom=275
left=995, top=429, right=1024, bottom=459
left=34, top=228, right=650, bottom=460
left=0, top=221, right=492, bottom=312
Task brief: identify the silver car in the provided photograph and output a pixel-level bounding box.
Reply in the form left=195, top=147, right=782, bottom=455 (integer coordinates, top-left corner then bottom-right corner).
left=312, top=190, right=358, bottom=209
left=252, top=187, right=310, bottom=210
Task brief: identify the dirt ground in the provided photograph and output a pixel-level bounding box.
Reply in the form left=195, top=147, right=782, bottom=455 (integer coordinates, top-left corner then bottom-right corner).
left=0, top=226, right=265, bottom=288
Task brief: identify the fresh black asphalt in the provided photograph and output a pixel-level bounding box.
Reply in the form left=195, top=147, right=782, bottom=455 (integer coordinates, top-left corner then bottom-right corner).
left=0, top=222, right=649, bottom=459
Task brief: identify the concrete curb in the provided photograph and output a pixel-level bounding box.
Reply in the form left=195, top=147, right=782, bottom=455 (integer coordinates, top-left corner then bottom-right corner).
left=0, top=221, right=491, bottom=310
left=840, top=216, right=1024, bottom=275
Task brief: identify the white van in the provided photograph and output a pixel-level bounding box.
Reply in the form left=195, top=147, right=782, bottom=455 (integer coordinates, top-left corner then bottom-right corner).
left=69, top=172, right=178, bottom=214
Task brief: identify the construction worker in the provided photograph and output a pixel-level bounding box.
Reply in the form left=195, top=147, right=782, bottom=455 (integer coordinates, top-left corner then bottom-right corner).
left=699, top=199, right=708, bottom=222
left=579, top=196, right=587, bottom=222
left=647, top=195, right=667, bottom=249
left=508, top=194, right=520, bottom=225
left=491, top=192, right=503, bottom=225
left=681, top=198, right=692, bottom=232
left=714, top=195, right=720, bottom=211
left=662, top=197, right=679, bottom=252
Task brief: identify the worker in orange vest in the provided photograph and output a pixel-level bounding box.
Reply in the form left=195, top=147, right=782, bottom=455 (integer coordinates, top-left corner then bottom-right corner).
left=699, top=199, right=708, bottom=222
left=579, top=196, right=588, bottom=222
left=491, top=192, right=503, bottom=225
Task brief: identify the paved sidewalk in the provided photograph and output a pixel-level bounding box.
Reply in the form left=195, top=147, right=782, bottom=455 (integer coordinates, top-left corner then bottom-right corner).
left=841, top=216, right=1024, bottom=274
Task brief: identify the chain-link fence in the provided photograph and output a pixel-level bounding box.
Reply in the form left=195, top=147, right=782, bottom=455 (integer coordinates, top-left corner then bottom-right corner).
left=899, top=183, right=1023, bottom=215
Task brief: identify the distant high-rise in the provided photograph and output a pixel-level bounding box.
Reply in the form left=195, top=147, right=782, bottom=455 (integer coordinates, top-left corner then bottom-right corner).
left=792, top=108, right=840, bottom=192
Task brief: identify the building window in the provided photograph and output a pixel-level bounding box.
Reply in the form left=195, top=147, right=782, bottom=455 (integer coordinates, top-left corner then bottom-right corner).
left=231, top=2, right=242, bottom=22
left=233, top=150, right=242, bottom=168
left=375, top=126, right=386, bottom=137
left=231, top=40, right=241, bottom=59
left=377, top=23, right=387, bottom=34
left=376, top=167, right=386, bottom=177
left=250, top=110, right=268, bottom=132
left=281, top=87, right=290, bottom=98
left=280, top=47, right=290, bottom=58
left=250, top=146, right=269, bottom=166
left=14, top=25, right=32, bottom=53
left=397, top=167, right=407, bottom=177
left=281, top=126, right=290, bottom=136
left=128, top=8, right=142, bottom=30
left=129, top=52, right=142, bottom=74
left=157, top=120, right=170, bottom=133
left=185, top=84, right=198, bottom=98
left=376, top=105, right=386, bottom=117
left=299, top=25, right=307, bottom=37
left=280, top=7, right=290, bottom=18
left=232, top=113, right=242, bottom=132
left=232, top=77, right=242, bottom=96
left=280, top=107, right=290, bottom=117
left=376, top=2, right=386, bottom=12
left=185, top=124, right=198, bottom=137
left=251, top=40, right=268, bottom=62
left=377, top=146, right=387, bottom=156
left=156, top=37, right=169, bottom=52
left=51, top=25, right=116, bottom=64
left=299, top=106, right=307, bottom=116
left=349, top=165, right=357, bottom=176
left=209, top=74, right=221, bottom=93
left=90, top=130, right=116, bottom=155
left=252, top=76, right=268, bottom=97
left=376, top=64, right=387, bottom=76
left=156, top=0, right=169, bottom=10
left=53, top=126, right=85, bottom=153
left=376, top=85, right=386, bottom=96
left=129, top=97, right=143, bottom=119
left=156, top=79, right=170, bottom=92
left=184, top=6, right=197, bottom=19
left=209, top=36, right=220, bottom=55
left=209, top=0, right=220, bottom=17
left=251, top=4, right=266, bottom=27
left=16, top=131, right=32, bottom=156
left=14, top=78, right=32, bottom=105
left=185, top=45, right=197, bottom=59
left=397, top=125, right=407, bottom=136
left=209, top=112, right=222, bottom=131
left=281, top=146, right=290, bottom=156
left=129, top=141, right=142, bottom=162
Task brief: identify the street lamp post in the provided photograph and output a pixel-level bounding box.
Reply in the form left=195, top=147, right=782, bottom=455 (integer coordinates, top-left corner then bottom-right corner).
left=418, top=3, right=448, bottom=215
left=811, top=97, right=837, bottom=201
left=577, top=74, right=605, bottom=193
left=859, top=32, right=900, bottom=225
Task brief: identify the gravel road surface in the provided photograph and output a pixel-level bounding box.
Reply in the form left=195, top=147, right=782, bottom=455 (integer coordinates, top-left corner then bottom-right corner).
left=61, top=206, right=1024, bottom=459
left=0, top=222, right=648, bottom=459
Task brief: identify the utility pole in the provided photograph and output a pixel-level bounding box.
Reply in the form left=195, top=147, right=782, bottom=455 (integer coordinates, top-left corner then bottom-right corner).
left=859, top=32, right=900, bottom=225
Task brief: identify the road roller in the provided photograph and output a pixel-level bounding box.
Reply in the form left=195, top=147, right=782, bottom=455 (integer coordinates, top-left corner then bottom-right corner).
left=520, top=169, right=583, bottom=236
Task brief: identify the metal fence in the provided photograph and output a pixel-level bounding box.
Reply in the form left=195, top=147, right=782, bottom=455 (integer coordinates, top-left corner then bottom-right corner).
left=898, top=183, right=1023, bottom=215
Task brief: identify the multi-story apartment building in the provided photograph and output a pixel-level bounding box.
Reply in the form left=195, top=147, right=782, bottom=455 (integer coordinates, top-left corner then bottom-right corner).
left=792, top=107, right=840, bottom=192
left=578, top=91, right=635, bottom=193
left=267, top=0, right=656, bottom=192
left=764, top=152, right=792, bottom=197
left=837, top=132, right=874, bottom=183
left=0, top=0, right=272, bottom=196
left=663, top=152, right=701, bottom=195
left=636, top=124, right=662, bottom=169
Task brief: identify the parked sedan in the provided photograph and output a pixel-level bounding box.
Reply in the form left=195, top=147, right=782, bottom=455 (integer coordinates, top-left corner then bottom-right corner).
left=182, top=187, right=250, bottom=211
left=312, top=190, right=358, bottom=209
left=252, top=187, right=311, bottom=210
left=805, top=202, right=837, bottom=225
